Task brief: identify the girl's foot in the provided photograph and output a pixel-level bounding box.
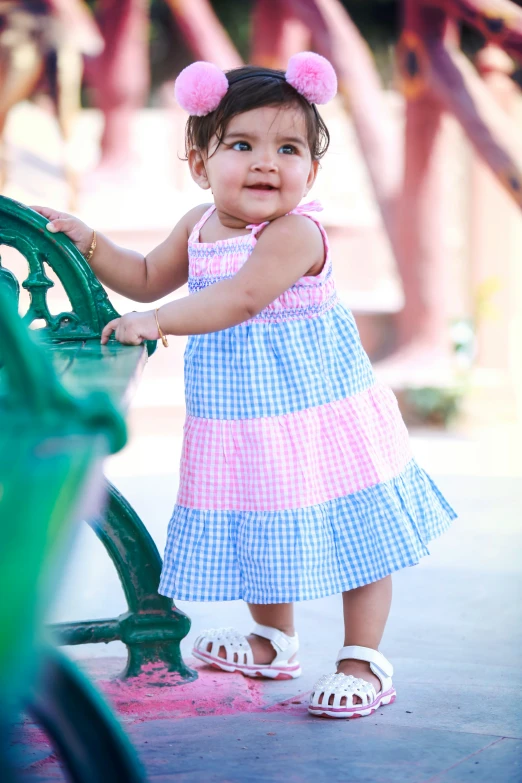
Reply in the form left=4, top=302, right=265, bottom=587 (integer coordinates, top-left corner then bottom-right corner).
left=334, top=658, right=382, bottom=704
left=196, top=632, right=277, bottom=665
left=308, top=646, right=396, bottom=718
left=192, top=624, right=301, bottom=679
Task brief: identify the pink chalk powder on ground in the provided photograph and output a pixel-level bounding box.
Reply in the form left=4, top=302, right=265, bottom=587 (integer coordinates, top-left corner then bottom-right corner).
left=12, top=658, right=309, bottom=777
left=96, top=660, right=306, bottom=722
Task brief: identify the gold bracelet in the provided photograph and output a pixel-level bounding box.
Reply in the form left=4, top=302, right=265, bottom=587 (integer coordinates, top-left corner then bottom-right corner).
left=154, top=308, right=169, bottom=348
left=84, top=230, right=97, bottom=263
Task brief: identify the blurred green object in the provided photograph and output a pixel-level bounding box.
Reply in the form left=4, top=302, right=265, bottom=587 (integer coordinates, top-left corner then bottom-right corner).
left=404, top=385, right=465, bottom=426
left=0, top=194, right=194, bottom=680
left=401, top=315, right=476, bottom=427
left=0, top=288, right=146, bottom=781
left=0, top=286, right=123, bottom=695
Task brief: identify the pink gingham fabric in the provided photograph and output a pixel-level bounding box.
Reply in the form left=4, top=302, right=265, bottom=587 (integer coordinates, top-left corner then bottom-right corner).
left=177, top=384, right=412, bottom=511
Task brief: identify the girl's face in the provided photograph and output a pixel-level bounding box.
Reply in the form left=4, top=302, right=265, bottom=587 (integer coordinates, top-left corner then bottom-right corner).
left=189, top=104, right=319, bottom=227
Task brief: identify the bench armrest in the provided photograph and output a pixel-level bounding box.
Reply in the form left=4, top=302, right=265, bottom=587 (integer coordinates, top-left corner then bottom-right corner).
left=0, top=195, right=155, bottom=355
left=0, top=288, right=127, bottom=453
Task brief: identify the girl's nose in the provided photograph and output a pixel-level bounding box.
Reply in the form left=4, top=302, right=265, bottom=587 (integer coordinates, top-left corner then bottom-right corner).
left=251, top=157, right=277, bottom=172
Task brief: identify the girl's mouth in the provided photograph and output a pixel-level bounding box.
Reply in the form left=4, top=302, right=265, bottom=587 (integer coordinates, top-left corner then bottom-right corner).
left=246, top=184, right=277, bottom=191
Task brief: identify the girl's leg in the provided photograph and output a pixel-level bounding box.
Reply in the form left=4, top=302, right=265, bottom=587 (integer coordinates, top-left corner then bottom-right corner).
left=209, top=603, right=297, bottom=664
left=247, top=602, right=296, bottom=664
left=247, top=602, right=295, bottom=635
left=326, top=576, right=392, bottom=705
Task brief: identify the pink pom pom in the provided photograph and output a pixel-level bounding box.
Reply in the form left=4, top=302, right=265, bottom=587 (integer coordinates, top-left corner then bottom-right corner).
left=174, top=61, right=229, bottom=116
left=285, top=52, right=337, bottom=105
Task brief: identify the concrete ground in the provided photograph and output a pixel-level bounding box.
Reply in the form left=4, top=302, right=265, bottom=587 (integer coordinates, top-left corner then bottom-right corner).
left=10, top=437, right=522, bottom=782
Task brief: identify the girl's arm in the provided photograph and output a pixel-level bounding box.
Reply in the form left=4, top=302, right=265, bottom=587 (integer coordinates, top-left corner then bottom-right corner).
left=100, top=214, right=325, bottom=344
left=31, top=204, right=210, bottom=303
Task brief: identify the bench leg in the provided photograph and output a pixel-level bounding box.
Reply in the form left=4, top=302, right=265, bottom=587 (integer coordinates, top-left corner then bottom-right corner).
left=52, top=481, right=197, bottom=681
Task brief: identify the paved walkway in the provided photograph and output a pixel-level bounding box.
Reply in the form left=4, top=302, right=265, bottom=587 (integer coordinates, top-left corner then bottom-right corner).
left=10, top=441, right=522, bottom=782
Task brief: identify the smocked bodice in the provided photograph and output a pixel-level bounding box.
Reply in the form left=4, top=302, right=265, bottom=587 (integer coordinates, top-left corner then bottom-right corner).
left=187, top=200, right=338, bottom=323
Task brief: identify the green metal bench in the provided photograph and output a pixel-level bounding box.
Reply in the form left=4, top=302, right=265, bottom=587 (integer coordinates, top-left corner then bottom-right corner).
left=0, top=194, right=195, bottom=681
left=0, top=287, right=147, bottom=781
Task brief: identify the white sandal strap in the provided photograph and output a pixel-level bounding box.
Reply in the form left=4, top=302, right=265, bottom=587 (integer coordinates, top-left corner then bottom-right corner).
left=252, top=623, right=299, bottom=665
left=252, top=624, right=296, bottom=651
left=193, top=625, right=299, bottom=670
left=336, top=645, right=393, bottom=684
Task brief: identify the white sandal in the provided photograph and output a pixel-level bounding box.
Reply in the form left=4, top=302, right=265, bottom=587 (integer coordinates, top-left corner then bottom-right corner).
left=308, top=645, right=396, bottom=718
left=192, top=623, right=301, bottom=680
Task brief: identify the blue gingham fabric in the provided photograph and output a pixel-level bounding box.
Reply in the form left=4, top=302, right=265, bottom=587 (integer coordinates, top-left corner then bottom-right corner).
left=159, top=460, right=456, bottom=602
left=184, top=301, right=375, bottom=420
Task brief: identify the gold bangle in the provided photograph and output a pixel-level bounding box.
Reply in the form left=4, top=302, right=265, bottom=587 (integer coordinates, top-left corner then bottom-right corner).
left=84, top=230, right=97, bottom=263
left=154, top=308, right=169, bottom=348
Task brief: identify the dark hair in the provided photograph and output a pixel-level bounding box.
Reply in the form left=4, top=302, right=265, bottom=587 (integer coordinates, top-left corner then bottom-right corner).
left=184, top=65, right=330, bottom=160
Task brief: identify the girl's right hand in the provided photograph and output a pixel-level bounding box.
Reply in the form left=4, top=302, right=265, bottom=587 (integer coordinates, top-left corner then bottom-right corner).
left=31, top=205, right=94, bottom=258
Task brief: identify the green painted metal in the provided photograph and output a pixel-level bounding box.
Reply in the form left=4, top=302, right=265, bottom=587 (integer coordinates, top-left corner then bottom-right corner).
left=29, top=646, right=146, bottom=782
left=0, top=194, right=155, bottom=355
left=53, top=482, right=195, bottom=680
left=0, top=296, right=146, bottom=779
left=0, top=426, right=103, bottom=704
left=0, top=286, right=126, bottom=454
left=0, top=196, right=117, bottom=339
left=0, top=196, right=194, bottom=681
left=44, top=340, right=148, bottom=411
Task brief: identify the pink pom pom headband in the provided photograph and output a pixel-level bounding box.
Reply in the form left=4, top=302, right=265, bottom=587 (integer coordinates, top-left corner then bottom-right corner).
left=175, top=52, right=337, bottom=117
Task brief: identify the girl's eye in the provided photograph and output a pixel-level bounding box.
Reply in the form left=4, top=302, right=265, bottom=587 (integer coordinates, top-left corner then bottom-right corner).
left=232, top=141, right=251, bottom=151
left=279, top=144, right=297, bottom=154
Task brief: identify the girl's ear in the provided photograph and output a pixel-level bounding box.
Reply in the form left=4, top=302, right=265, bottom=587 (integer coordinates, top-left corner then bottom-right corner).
left=304, top=159, right=320, bottom=195
left=188, top=148, right=211, bottom=190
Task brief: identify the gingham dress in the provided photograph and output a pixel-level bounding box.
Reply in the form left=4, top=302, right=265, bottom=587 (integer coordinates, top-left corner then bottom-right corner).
left=158, top=200, right=456, bottom=603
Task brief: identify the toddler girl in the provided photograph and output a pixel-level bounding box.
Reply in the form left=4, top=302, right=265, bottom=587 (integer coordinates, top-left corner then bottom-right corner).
left=34, top=52, right=456, bottom=719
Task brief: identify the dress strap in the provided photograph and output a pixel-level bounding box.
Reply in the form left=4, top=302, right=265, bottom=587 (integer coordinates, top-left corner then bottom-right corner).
left=188, top=204, right=216, bottom=243
left=246, top=200, right=324, bottom=243
left=289, top=200, right=330, bottom=279
left=289, top=199, right=323, bottom=216
left=246, top=219, right=270, bottom=241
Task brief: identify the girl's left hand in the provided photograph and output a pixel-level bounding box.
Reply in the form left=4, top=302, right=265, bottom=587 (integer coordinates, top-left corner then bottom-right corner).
left=101, top=310, right=159, bottom=346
